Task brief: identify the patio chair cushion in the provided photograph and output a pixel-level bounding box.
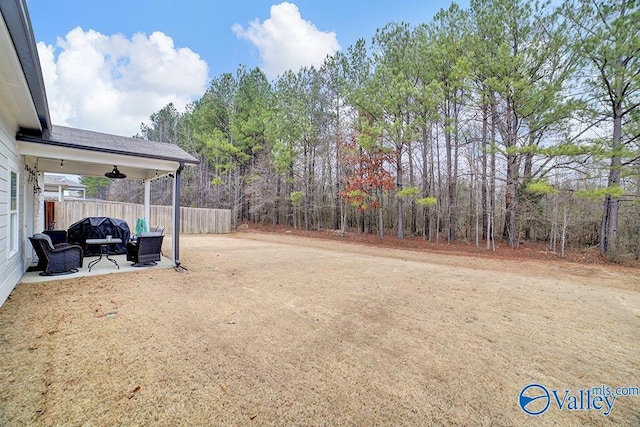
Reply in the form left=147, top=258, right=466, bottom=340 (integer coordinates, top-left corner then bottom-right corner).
left=33, top=233, right=54, bottom=249
left=149, top=226, right=165, bottom=234
left=139, top=232, right=162, bottom=237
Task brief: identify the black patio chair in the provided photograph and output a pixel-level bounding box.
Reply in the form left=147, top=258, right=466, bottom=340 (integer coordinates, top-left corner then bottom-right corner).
left=148, top=226, right=165, bottom=255
left=126, top=233, right=164, bottom=267
left=29, top=234, right=83, bottom=276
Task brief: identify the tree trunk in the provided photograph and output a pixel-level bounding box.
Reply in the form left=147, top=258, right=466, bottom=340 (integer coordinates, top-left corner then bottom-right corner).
left=378, top=188, right=384, bottom=239
left=489, top=99, right=497, bottom=249
left=421, top=121, right=432, bottom=241
left=451, top=114, right=459, bottom=242
left=303, top=144, right=310, bottom=231
left=522, top=133, right=536, bottom=240
left=445, top=109, right=455, bottom=243
left=436, top=127, right=442, bottom=243
left=396, top=150, right=404, bottom=239
left=503, top=153, right=519, bottom=247
left=600, top=107, right=622, bottom=256
left=481, top=102, right=488, bottom=241
left=273, top=176, right=281, bottom=228
left=501, top=100, right=519, bottom=247
left=408, top=140, right=417, bottom=235
left=287, top=165, right=295, bottom=227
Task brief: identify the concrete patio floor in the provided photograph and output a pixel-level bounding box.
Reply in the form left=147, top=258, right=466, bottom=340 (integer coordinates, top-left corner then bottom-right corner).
left=20, top=254, right=174, bottom=283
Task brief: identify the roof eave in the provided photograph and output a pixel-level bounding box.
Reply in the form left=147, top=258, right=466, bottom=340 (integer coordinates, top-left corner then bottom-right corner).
left=0, top=0, right=51, bottom=137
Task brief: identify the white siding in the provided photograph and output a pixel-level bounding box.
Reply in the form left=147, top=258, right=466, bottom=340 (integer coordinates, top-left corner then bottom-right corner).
left=0, top=112, right=24, bottom=306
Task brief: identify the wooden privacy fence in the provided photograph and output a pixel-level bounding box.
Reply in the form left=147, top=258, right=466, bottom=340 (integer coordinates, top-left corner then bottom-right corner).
left=53, top=200, right=231, bottom=234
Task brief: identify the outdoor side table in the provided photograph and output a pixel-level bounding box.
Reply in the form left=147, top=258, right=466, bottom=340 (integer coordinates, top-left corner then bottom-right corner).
left=86, top=238, right=123, bottom=272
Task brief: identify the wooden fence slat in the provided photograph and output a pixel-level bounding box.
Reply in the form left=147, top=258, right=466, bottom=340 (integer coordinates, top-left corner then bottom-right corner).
left=53, top=200, right=231, bottom=234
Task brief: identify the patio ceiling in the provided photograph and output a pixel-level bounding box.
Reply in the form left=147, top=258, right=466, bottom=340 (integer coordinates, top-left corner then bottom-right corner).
left=19, top=144, right=180, bottom=180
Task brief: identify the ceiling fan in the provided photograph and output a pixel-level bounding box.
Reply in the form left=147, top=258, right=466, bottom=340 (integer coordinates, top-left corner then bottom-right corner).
left=105, top=165, right=127, bottom=179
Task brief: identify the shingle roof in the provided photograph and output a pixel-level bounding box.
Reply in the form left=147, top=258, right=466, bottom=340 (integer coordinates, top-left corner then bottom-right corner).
left=44, top=174, right=87, bottom=188
left=18, top=125, right=199, bottom=165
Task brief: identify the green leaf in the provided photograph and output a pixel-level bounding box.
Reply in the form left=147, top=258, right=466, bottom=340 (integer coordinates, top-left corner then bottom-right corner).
left=575, top=186, right=626, bottom=200
left=525, top=180, right=557, bottom=195
left=416, top=197, right=437, bottom=207
left=396, top=186, right=421, bottom=198
left=289, top=191, right=305, bottom=206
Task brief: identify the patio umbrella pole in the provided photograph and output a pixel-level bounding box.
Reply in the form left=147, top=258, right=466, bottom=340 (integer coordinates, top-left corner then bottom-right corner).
left=173, top=163, right=188, bottom=272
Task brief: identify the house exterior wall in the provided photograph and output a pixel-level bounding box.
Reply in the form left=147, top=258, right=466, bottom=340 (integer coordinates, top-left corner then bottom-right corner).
left=0, top=109, right=26, bottom=306
left=0, top=0, right=43, bottom=307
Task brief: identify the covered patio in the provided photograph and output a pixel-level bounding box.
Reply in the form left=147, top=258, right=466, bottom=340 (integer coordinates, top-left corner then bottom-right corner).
left=20, top=253, right=175, bottom=284
left=17, top=125, right=199, bottom=275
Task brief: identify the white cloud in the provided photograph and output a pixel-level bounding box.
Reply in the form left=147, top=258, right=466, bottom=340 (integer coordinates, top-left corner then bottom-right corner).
left=37, top=27, right=208, bottom=137
left=233, top=2, right=341, bottom=79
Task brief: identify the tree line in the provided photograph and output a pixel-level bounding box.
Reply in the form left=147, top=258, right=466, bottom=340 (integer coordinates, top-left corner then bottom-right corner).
left=85, top=0, right=640, bottom=260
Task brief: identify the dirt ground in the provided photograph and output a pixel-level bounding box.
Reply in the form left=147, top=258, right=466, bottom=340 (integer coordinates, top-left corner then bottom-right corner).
left=0, top=231, right=638, bottom=426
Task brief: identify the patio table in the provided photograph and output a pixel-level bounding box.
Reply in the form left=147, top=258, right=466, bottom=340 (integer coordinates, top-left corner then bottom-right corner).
left=86, top=238, right=123, bottom=272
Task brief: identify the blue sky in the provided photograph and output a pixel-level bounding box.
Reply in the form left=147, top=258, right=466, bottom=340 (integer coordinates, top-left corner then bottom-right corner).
left=27, top=0, right=468, bottom=136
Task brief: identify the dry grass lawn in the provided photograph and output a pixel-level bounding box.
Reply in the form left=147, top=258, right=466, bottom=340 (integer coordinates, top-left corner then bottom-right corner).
left=0, top=232, right=638, bottom=426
